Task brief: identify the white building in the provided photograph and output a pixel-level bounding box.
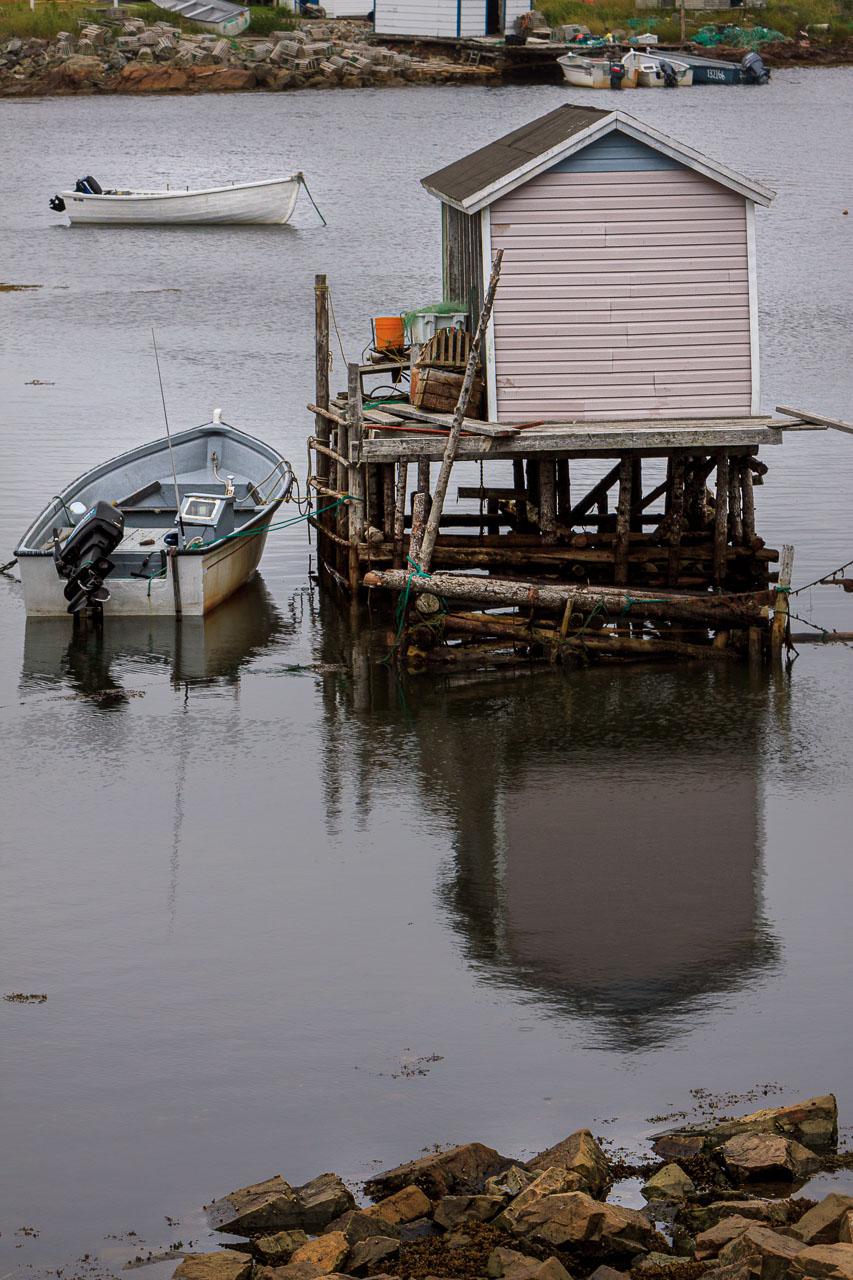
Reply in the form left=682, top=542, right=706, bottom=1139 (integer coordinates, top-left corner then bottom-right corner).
left=374, top=0, right=532, bottom=39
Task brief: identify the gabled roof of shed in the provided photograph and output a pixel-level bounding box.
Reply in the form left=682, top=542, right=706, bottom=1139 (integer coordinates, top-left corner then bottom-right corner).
left=421, top=103, right=775, bottom=212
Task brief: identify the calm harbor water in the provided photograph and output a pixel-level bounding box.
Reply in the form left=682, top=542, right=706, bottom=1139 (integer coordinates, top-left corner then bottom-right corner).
left=1, top=72, right=853, bottom=1277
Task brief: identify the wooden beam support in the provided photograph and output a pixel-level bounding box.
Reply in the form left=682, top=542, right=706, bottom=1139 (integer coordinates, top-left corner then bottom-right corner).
left=347, top=363, right=366, bottom=551
left=409, top=458, right=431, bottom=563
left=382, top=464, right=396, bottom=542
left=538, top=460, right=557, bottom=545
left=363, top=569, right=770, bottom=629
left=666, top=452, right=686, bottom=587
left=393, top=461, right=408, bottom=570
left=557, top=459, right=571, bottom=519
left=740, top=456, right=756, bottom=542
left=776, top=405, right=851, bottom=434
left=771, top=544, right=794, bottom=663
left=569, top=461, right=622, bottom=526
left=713, top=453, right=730, bottom=585
left=356, top=427, right=783, bottom=463
left=314, top=274, right=330, bottom=486
left=614, top=457, right=633, bottom=587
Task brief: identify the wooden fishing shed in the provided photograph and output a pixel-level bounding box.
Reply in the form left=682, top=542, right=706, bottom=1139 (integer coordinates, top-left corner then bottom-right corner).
left=422, top=103, right=773, bottom=423
left=306, top=107, right=839, bottom=669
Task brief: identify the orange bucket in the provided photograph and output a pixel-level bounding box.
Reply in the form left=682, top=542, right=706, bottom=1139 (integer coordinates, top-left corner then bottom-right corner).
left=373, top=315, right=405, bottom=352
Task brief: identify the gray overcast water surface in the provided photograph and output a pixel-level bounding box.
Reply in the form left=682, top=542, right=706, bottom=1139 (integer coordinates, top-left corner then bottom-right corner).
left=1, top=71, right=852, bottom=1277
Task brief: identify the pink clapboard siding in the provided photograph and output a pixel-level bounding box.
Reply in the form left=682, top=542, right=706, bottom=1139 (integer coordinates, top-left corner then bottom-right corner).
left=489, top=167, right=753, bottom=421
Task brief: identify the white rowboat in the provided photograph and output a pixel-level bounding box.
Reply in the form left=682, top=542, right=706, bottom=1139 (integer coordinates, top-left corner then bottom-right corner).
left=622, top=50, right=694, bottom=86
left=52, top=176, right=303, bottom=226
left=557, top=52, right=638, bottom=88
left=15, top=416, right=294, bottom=617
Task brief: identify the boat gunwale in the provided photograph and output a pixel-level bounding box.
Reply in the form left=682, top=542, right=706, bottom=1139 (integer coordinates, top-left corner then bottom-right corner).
left=15, top=421, right=291, bottom=558
left=60, top=177, right=300, bottom=202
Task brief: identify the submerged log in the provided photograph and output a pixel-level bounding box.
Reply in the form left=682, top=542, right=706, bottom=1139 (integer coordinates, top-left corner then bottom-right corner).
left=443, top=612, right=740, bottom=662
left=363, top=569, right=771, bottom=630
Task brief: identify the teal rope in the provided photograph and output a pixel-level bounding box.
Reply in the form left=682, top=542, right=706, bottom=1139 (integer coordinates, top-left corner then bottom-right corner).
left=385, top=556, right=432, bottom=658
left=618, top=593, right=669, bottom=618
left=180, top=497, right=360, bottom=550
left=147, top=566, right=167, bottom=598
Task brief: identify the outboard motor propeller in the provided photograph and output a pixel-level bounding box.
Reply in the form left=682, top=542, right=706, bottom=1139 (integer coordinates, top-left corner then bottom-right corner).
left=741, top=50, right=770, bottom=84
left=49, top=194, right=66, bottom=212
left=74, top=176, right=103, bottom=194
left=53, top=500, right=124, bottom=614
left=609, top=61, right=626, bottom=88
left=658, top=58, right=679, bottom=87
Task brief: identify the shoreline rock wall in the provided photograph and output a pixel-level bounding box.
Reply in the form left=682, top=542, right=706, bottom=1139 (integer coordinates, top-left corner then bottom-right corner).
left=0, top=18, right=499, bottom=96
left=169, top=1097, right=853, bottom=1280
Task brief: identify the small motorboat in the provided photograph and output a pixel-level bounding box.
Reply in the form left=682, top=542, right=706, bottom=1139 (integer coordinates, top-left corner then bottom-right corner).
left=558, top=51, right=638, bottom=88
left=15, top=415, right=294, bottom=617
left=679, top=52, right=745, bottom=84
left=49, top=175, right=303, bottom=226
left=678, top=50, right=770, bottom=84
left=622, top=50, right=694, bottom=86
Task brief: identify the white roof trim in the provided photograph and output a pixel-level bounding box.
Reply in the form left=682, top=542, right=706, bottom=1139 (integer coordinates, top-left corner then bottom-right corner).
left=424, top=111, right=775, bottom=213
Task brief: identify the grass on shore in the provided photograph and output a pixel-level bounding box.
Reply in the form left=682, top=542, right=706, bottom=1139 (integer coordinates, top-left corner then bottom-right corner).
left=539, top=0, right=853, bottom=41
left=0, top=0, right=297, bottom=41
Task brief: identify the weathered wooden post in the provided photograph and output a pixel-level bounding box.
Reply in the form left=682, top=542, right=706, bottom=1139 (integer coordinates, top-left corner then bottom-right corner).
left=557, top=460, right=571, bottom=521
left=538, top=461, right=557, bottom=545
left=713, top=452, right=730, bottom=585
left=347, top=362, right=365, bottom=595
left=393, top=461, right=408, bottom=569
left=740, top=457, right=756, bottom=542
left=771, top=544, right=794, bottom=664
left=314, top=274, right=330, bottom=487
left=409, top=460, right=431, bottom=563
left=614, top=456, right=633, bottom=586
left=666, top=452, right=686, bottom=587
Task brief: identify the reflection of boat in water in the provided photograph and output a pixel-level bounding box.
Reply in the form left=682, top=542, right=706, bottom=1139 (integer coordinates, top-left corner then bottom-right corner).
left=316, top=620, right=780, bottom=1050
left=21, top=575, right=291, bottom=705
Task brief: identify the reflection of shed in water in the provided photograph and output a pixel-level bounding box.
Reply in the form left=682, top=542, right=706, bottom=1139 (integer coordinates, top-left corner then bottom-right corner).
left=315, top=636, right=779, bottom=1048
left=428, top=671, right=778, bottom=1047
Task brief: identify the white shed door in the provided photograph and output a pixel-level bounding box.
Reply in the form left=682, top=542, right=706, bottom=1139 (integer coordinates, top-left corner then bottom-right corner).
left=489, top=165, right=753, bottom=422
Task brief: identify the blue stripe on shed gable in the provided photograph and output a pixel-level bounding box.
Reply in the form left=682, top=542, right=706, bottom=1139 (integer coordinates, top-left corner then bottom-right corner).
left=548, top=132, right=685, bottom=174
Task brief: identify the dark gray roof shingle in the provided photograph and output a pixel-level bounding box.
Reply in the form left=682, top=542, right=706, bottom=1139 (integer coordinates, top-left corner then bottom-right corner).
left=421, top=104, right=612, bottom=207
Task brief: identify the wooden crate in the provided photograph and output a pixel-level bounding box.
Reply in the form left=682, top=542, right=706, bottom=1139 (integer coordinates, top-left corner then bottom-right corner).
left=412, top=366, right=484, bottom=415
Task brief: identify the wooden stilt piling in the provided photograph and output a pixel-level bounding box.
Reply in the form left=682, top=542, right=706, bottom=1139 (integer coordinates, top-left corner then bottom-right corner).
left=614, top=456, right=633, bottom=587
left=714, top=453, right=730, bottom=585
left=538, top=460, right=557, bottom=546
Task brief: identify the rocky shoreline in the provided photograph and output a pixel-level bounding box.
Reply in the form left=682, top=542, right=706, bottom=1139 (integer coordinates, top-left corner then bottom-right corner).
left=0, top=19, right=498, bottom=97
left=169, top=1095, right=852, bottom=1280
left=1, top=19, right=850, bottom=98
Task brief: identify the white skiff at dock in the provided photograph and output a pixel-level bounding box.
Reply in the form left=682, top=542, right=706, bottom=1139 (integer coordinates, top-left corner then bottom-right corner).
left=50, top=175, right=303, bottom=226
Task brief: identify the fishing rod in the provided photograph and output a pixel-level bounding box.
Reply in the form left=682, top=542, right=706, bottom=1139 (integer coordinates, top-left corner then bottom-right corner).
left=152, top=328, right=186, bottom=549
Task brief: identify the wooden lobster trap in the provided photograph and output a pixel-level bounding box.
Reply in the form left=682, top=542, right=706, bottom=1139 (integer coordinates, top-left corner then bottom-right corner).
left=412, top=327, right=484, bottom=416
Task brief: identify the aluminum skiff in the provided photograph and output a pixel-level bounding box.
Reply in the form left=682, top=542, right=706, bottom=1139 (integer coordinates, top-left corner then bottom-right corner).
left=15, top=417, right=293, bottom=617
left=53, top=176, right=302, bottom=225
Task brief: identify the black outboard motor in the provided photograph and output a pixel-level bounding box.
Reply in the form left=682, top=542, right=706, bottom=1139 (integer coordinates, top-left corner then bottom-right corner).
left=74, top=176, right=103, bottom=194
left=49, top=194, right=66, bottom=212
left=53, top=500, right=124, bottom=614
left=658, top=58, right=679, bottom=87
left=609, top=61, right=626, bottom=88
left=741, top=50, right=770, bottom=84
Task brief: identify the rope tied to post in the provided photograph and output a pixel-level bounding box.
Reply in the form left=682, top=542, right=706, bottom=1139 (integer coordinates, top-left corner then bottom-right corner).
left=386, top=556, right=433, bottom=658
